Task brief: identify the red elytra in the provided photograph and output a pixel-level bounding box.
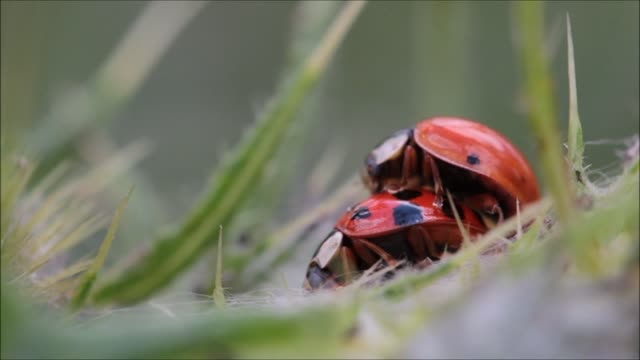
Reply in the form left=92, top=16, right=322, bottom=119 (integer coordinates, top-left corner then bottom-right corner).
left=303, top=189, right=487, bottom=291
left=335, top=190, right=485, bottom=238
left=414, top=117, right=541, bottom=209
left=363, top=116, right=541, bottom=222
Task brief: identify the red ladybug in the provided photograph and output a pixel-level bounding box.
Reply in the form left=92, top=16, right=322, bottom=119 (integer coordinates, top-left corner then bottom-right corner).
left=362, top=117, right=541, bottom=224
left=304, top=189, right=487, bottom=291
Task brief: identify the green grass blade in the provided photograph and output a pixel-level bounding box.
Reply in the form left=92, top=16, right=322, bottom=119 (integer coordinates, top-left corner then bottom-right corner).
left=0, top=157, right=34, bottom=240
left=38, top=258, right=93, bottom=289
left=212, top=226, right=226, bottom=308
left=24, top=2, right=205, bottom=257
left=565, top=152, right=639, bottom=275
left=513, top=2, right=575, bottom=225
left=70, top=186, right=134, bottom=309
left=23, top=214, right=106, bottom=278
left=217, top=2, right=344, bottom=259
left=28, top=1, right=207, bottom=176
left=566, top=14, right=585, bottom=180
left=2, top=279, right=359, bottom=359
left=91, top=1, right=367, bottom=305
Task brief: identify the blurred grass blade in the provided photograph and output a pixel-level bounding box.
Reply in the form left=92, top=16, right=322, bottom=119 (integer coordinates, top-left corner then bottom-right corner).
left=288, top=1, right=342, bottom=66
left=411, top=1, right=471, bottom=116
left=38, top=258, right=93, bottom=289
left=24, top=214, right=106, bottom=278
left=0, top=157, right=34, bottom=238
left=565, top=165, right=639, bottom=275
left=2, top=280, right=359, bottom=359
left=216, top=1, right=344, bottom=269
left=91, top=1, right=367, bottom=305
left=25, top=2, right=206, bottom=248
left=213, top=226, right=226, bottom=308
left=566, top=14, right=585, bottom=180
left=306, top=138, right=348, bottom=197
left=236, top=175, right=365, bottom=287
left=445, top=190, right=470, bottom=244
left=2, top=141, right=147, bottom=264
left=29, top=1, right=207, bottom=171
left=70, top=186, right=134, bottom=309
left=513, top=2, right=574, bottom=225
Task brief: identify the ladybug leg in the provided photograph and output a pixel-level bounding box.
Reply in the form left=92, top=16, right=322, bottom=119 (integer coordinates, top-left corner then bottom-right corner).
left=422, top=226, right=442, bottom=260
left=401, top=145, right=418, bottom=189
left=351, top=238, right=378, bottom=267
left=424, top=154, right=444, bottom=208
left=464, top=193, right=504, bottom=223
left=352, top=238, right=398, bottom=267
left=406, top=226, right=427, bottom=261
left=407, top=225, right=442, bottom=263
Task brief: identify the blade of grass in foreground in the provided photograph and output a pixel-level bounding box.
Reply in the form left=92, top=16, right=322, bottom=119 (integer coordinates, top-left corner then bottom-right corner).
left=70, top=186, right=134, bottom=310
left=25, top=1, right=207, bottom=270
left=91, top=1, right=368, bottom=305
left=1, top=279, right=359, bottom=359
left=212, top=226, right=226, bottom=308
left=513, top=2, right=575, bottom=225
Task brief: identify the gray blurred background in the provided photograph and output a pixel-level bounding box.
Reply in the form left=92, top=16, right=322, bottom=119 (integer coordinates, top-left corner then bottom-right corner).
left=2, top=1, right=638, bottom=258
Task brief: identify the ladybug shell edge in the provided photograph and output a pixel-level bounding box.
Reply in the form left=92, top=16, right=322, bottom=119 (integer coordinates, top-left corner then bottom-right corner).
left=414, top=117, right=541, bottom=206
left=335, top=191, right=482, bottom=238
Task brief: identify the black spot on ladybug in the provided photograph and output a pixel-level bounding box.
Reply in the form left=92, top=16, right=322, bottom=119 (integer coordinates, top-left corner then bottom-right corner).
left=351, top=207, right=372, bottom=220
left=392, top=204, right=423, bottom=226
left=393, top=189, right=422, bottom=200
left=466, top=154, right=480, bottom=165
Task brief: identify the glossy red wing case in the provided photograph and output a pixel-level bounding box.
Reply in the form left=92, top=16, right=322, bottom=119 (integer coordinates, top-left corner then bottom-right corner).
left=414, top=117, right=541, bottom=208
left=335, top=190, right=485, bottom=238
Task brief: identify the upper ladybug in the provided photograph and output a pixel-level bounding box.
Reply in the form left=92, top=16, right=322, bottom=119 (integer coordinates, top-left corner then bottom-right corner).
left=362, top=117, right=541, bottom=223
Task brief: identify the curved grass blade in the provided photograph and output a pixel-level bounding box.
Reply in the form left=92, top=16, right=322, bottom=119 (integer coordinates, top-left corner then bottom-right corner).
left=91, top=1, right=368, bottom=305
left=29, top=1, right=208, bottom=175
left=227, top=5, right=349, bottom=248
left=512, top=2, right=575, bottom=225
left=70, top=186, right=134, bottom=310
left=236, top=174, right=365, bottom=288
left=25, top=2, right=206, bottom=261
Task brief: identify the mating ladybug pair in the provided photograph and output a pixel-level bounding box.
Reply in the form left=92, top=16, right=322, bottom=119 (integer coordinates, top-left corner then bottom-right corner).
left=304, top=117, right=541, bottom=291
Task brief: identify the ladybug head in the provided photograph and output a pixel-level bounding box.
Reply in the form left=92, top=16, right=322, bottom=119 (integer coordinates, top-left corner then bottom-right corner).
left=362, top=128, right=412, bottom=193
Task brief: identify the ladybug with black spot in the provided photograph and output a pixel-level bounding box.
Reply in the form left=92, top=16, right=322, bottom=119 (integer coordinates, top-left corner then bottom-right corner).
left=304, top=189, right=487, bottom=291
left=362, top=117, right=541, bottom=226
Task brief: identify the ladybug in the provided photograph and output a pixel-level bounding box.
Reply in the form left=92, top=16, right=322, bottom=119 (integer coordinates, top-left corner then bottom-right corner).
left=362, top=117, right=541, bottom=224
left=303, top=189, right=487, bottom=291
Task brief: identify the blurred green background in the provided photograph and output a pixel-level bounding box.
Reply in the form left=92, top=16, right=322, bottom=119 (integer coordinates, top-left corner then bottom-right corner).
left=2, top=0, right=638, bottom=286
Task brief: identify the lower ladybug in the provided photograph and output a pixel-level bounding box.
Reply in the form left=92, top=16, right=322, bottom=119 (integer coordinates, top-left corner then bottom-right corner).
left=362, top=117, right=541, bottom=225
left=303, top=189, right=487, bottom=291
